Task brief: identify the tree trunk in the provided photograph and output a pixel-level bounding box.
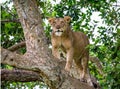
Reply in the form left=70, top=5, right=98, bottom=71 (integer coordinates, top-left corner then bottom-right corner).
left=1, top=0, right=97, bottom=89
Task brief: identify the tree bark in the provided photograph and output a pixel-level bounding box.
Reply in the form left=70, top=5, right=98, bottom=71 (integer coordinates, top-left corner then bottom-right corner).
left=1, top=0, right=97, bottom=89
left=1, top=69, right=42, bottom=82
left=8, top=41, right=26, bottom=52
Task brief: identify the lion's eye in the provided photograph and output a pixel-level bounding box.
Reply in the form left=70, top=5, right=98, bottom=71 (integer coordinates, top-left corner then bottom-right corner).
left=61, top=21, right=65, bottom=26
left=61, top=21, right=64, bottom=23
left=53, top=21, right=56, bottom=25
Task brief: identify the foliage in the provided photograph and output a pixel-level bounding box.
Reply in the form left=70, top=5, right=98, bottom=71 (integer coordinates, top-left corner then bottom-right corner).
left=1, top=0, right=120, bottom=89
left=1, top=2, right=24, bottom=49
left=1, top=81, right=48, bottom=89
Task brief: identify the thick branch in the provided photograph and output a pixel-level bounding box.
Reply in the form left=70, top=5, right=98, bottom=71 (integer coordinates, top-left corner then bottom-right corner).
left=1, top=47, right=95, bottom=89
left=1, top=69, right=43, bottom=82
left=8, top=41, right=26, bottom=51
left=1, top=47, right=39, bottom=71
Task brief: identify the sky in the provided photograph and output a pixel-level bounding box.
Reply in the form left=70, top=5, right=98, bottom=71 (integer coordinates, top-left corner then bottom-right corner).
left=0, top=0, right=13, bottom=9
left=0, top=0, right=6, bottom=3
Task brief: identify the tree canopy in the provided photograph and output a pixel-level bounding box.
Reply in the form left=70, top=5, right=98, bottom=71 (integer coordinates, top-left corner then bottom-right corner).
left=1, top=0, right=120, bottom=89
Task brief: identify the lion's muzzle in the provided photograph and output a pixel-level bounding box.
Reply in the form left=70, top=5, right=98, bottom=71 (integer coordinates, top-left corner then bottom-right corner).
left=54, top=29, right=63, bottom=36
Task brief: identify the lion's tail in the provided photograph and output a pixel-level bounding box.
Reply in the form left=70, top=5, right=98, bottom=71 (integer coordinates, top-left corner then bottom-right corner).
left=89, top=56, right=104, bottom=75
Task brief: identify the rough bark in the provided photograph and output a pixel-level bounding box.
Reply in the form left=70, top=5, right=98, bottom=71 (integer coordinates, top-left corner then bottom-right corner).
left=1, top=69, right=42, bottom=82
left=1, top=0, right=97, bottom=89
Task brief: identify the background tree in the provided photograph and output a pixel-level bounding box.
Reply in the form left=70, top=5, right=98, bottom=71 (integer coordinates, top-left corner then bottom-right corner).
left=1, top=0, right=120, bottom=89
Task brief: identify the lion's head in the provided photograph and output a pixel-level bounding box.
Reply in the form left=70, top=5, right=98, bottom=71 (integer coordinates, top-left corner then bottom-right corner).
left=48, top=16, right=71, bottom=36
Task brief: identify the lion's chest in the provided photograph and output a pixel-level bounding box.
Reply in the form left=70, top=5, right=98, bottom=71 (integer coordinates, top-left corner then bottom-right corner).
left=52, top=35, right=72, bottom=51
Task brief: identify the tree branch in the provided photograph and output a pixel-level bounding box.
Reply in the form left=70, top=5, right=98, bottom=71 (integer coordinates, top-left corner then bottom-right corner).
left=1, top=47, right=95, bottom=89
left=1, top=19, right=20, bottom=23
left=1, top=47, right=39, bottom=71
left=89, top=56, right=103, bottom=75
left=1, top=69, right=43, bottom=82
left=8, top=41, right=26, bottom=52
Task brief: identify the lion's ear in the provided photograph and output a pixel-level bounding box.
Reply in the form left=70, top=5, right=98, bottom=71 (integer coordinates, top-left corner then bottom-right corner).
left=48, top=18, right=55, bottom=24
left=64, top=16, right=71, bottom=23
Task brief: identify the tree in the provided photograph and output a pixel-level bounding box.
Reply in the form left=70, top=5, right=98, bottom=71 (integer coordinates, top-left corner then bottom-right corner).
left=1, top=0, right=96, bottom=89
left=1, top=0, right=120, bottom=89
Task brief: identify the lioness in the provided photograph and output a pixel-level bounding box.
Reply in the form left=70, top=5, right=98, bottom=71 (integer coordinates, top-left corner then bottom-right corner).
left=48, top=16, right=93, bottom=86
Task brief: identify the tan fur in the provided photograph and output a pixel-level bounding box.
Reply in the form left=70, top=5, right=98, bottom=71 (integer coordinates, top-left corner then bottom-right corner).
left=48, top=16, right=93, bottom=86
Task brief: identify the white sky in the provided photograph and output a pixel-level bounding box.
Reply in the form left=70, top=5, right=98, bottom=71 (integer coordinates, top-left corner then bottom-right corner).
left=0, top=0, right=7, bottom=3
left=0, top=0, right=13, bottom=9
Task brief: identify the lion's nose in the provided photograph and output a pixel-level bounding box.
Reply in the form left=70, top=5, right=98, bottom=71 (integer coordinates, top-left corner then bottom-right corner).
left=56, top=25, right=60, bottom=29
